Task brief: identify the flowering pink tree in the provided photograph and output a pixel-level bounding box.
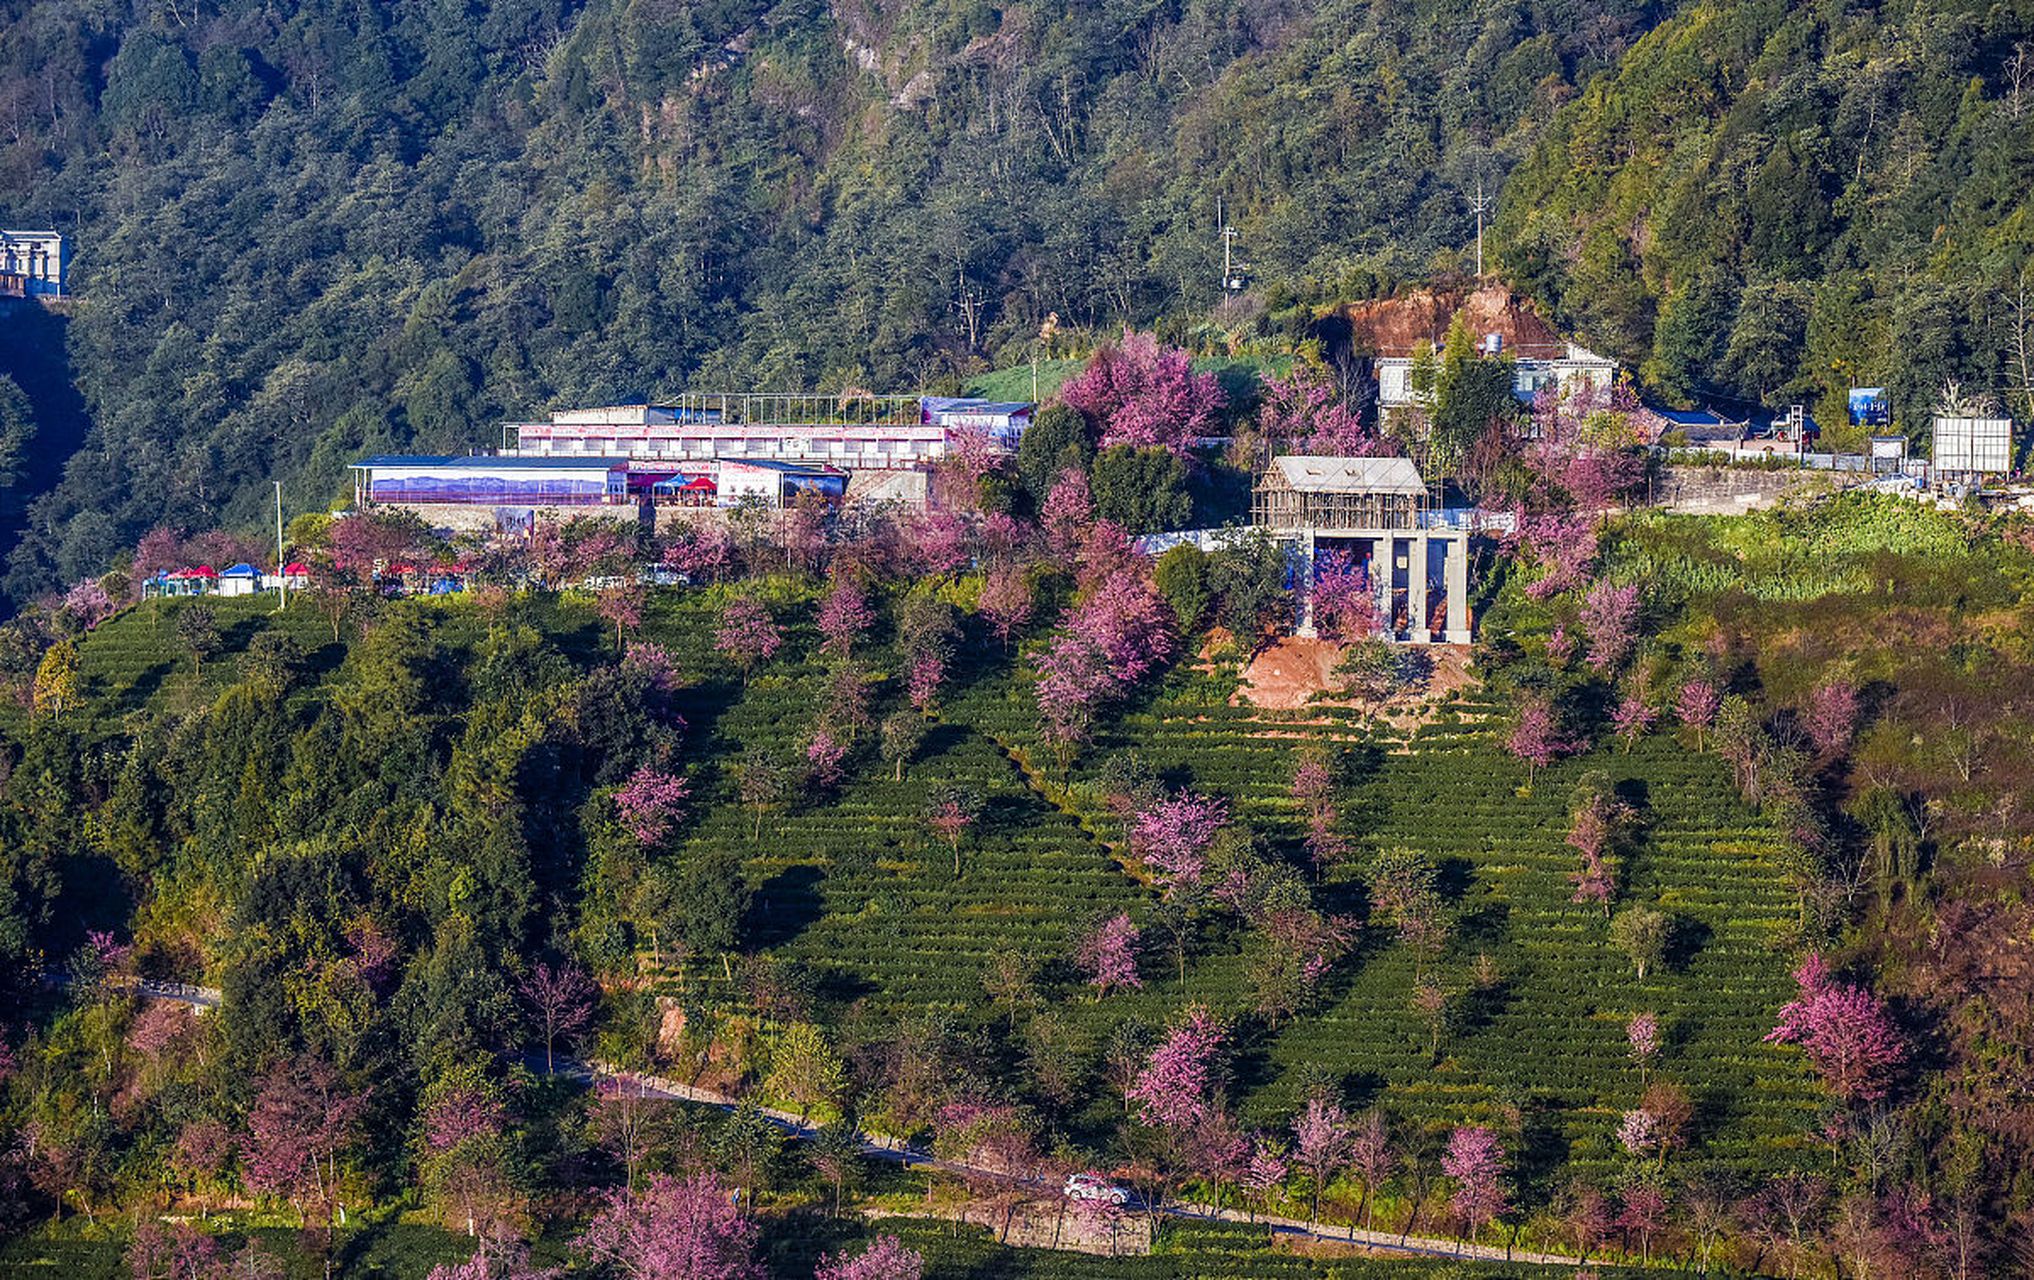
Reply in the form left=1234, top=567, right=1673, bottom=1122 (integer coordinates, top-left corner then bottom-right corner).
left=662, top=523, right=734, bottom=583
left=1618, top=1182, right=1670, bottom=1263
left=1518, top=515, right=1600, bottom=600
left=715, top=597, right=782, bottom=681
left=1440, top=1126, right=1509, bottom=1243
left=1034, top=568, right=1176, bottom=769
left=812, top=1236, right=921, bottom=1280
left=242, top=1057, right=366, bottom=1227
left=1041, top=468, right=1095, bottom=560
left=1127, top=1005, right=1226, bottom=1132
left=614, top=768, right=691, bottom=846
left=1764, top=954, right=1906, bottom=1104
left=1077, top=912, right=1142, bottom=998
left=1677, top=679, right=1721, bottom=748
left=1804, top=678, right=1859, bottom=758
left=127, top=1220, right=225, bottom=1280
left=520, top=962, right=598, bottom=1073
left=1310, top=551, right=1376, bottom=643
left=1291, top=756, right=1349, bottom=874
left=1617, top=1107, right=1660, bottom=1159
left=1626, top=1012, right=1660, bottom=1084
left=1507, top=696, right=1573, bottom=789
left=595, top=584, right=646, bottom=655
left=424, top=1238, right=554, bottom=1280
left=1347, top=1110, right=1395, bottom=1230
left=1291, top=1097, right=1353, bottom=1228
left=805, top=731, right=848, bottom=791
left=60, top=581, right=116, bottom=631
left=622, top=642, right=684, bottom=696
left=925, top=785, right=981, bottom=877
left=1061, top=330, right=1226, bottom=454
left=1567, top=789, right=1629, bottom=917
left=815, top=580, right=875, bottom=662
left=576, top=1172, right=762, bottom=1280
left=1256, top=362, right=1378, bottom=456
left=905, top=651, right=945, bottom=713
left=1610, top=693, right=1656, bottom=752
left=1241, top=1135, right=1289, bottom=1220
left=1579, top=581, right=1640, bottom=673
left=979, top=562, right=1034, bottom=650
left=1130, top=791, right=1228, bottom=897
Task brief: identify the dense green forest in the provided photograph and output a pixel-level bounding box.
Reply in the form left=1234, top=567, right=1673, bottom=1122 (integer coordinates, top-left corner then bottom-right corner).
left=1496, top=0, right=2034, bottom=432
left=0, top=0, right=1655, bottom=597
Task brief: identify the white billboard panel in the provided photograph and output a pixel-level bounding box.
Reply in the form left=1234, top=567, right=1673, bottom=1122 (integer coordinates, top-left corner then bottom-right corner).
left=1932, top=416, right=2012, bottom=473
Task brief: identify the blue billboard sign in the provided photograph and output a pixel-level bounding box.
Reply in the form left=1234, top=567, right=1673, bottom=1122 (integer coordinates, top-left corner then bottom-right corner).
left=1848, top=387, right=1890, bottom=426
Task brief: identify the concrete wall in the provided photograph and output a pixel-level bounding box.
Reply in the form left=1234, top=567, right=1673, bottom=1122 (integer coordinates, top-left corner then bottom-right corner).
left=389, top=501, right=640, bottom=533
left=1650, top=465, right=1867, bottom=515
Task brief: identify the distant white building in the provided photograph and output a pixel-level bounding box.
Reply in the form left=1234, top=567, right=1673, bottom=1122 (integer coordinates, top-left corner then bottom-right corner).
left=500, top=394, right=1033, bottom=472
left=0, top=230, right=64, bottom=299
left=1375, top=340, right=1618, bottom=412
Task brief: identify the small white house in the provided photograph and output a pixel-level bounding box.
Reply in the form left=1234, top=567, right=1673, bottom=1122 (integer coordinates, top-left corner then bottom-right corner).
left=217, top=563, right=263, bottom=597
left=1376, top=342, right=1618, bottom=412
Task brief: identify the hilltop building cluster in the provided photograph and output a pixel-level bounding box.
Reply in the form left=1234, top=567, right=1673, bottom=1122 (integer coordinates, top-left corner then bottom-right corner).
left=350, top=394, right=1034, bottom=531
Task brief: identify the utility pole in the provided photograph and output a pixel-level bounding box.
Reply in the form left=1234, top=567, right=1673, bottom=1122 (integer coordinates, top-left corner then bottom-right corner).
left=1467, top=177, right=1493, bottom=279
left=274, top=481, right=287, bottom=611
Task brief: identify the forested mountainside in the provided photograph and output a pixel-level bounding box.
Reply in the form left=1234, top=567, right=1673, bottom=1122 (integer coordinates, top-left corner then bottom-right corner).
left=0, top=0, right=1659, bottom=597
left=1495, top=0, right=2034, bottom=429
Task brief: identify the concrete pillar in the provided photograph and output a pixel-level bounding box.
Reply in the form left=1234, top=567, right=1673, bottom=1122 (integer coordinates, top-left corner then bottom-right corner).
left=1409, top=533, right=1431, bottom=643
left=1296, top=531, right=1318, bottom=638
left=1373, top=537, right=1392, bottom=637
left=1444, top=535, right=1472, bottom=643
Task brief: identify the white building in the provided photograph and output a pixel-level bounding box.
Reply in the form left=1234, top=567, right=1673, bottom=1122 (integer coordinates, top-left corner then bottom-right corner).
left=0, top=230, right=64, bottom=299
left=500, top=395, right=1034, bottom=472
left=1375, top=341, right=1618, bottom=412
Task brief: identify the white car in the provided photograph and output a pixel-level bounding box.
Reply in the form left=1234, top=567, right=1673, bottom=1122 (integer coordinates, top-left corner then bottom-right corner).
left=1063, top=1173, right=1130, bottom=1205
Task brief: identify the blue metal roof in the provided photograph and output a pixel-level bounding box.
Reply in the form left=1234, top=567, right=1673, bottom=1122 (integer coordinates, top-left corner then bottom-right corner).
left=220, top=563, right=261, bottom=576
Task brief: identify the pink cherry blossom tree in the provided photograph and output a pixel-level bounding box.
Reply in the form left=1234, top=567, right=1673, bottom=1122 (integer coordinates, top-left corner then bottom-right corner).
left=1580, top=581, right=1640, bottom=673
left=1804, top=677, right=1859, bottom=758
left=1440, top=1126, right=1509, bottom=1244
left=520, top=962, right=598, bottom=1073
left=805, top=730, right=848, bottom=791
left=1291, top=1096, right=1353, bottom=1228
left=1507, top=696, right=1574, bottom=789
left=1041, top=468, right=1095, bottom=560
left=1061, top=330, right=1226, bottom=454
left=1240, top=1134, right=1289, bottom=1221
left=1034, top=567, right=1176, bottom=770
left=1764, top=954, right=1906, bottom=1104
left=1310, top=550, right=1377, bottom=643
left=613, top=768, right=692, bottom=846
left=242, top=1057, right=366, bottom=1228
left=1626, top=1012, right=1660, bottom=1084
left=575, top=1172, right=762, bottom=1280
left=979, top=562, right=1034, bottom=651
left=714, top=596, right=782, bottom=682
left=1347, top=1109, right=1395, bottom=1230
left=812, top=1235, right=921, bottom=1280
left=1126, top=1005, right=1226, bottom=1133
left=1677, top=679, right=1721, bottom=748
left=1291, top=756, right=1349, bottom=875
left=595, top=584, right=646, bottom=655
left=1130, top=791, right=1228, bottom=897
left=816, top=579, right=875, bottom=661
left=1076, top=912, right=1142, bottom=998
left=1256, top=362, right=1379, bottom=456
left=1610, top=693, right=1656, bottom=753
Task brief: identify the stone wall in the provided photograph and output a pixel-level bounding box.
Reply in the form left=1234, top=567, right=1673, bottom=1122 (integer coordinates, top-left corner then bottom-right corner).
left=1649, top=465, right=1868, bottom=515
left=392, top=501, right=641, bottom=533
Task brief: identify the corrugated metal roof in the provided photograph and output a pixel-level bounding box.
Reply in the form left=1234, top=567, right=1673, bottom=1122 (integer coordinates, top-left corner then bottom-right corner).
left=1270, top=455, right=1427, bottom=495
